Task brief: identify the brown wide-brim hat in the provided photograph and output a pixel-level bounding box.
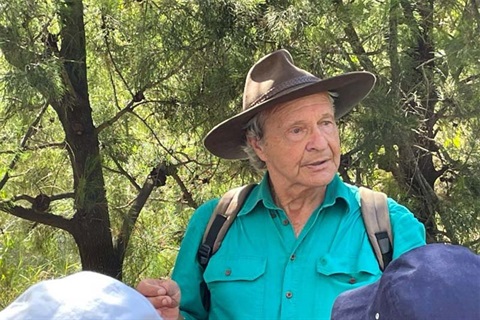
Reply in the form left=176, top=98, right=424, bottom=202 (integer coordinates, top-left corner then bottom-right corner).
left=204, top=49, right=376, bottom=159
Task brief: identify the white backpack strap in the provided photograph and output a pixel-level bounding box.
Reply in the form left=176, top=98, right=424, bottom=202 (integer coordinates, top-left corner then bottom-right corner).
left=359, top=187, right=393, bottom=270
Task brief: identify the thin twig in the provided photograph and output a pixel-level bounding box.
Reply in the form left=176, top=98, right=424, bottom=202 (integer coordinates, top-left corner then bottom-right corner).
left=0, top=102, right=49, bottom=190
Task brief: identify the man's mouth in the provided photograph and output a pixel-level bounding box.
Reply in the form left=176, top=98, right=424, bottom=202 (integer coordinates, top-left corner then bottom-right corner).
left=304, top=159, right=329, bottom=167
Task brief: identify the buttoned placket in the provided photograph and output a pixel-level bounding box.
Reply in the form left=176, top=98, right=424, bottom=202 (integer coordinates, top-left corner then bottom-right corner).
left=275, top=206, right=324, bottom=319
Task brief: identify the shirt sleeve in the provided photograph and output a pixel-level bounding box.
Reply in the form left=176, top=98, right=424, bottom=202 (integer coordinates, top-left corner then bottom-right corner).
left=387, top=198, right=427, bottom=259
left=171, top=199, right=219, bottom=320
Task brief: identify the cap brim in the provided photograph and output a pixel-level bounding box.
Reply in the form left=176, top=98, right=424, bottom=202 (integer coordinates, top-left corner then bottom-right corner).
left=331, top=280, right=379, bottom=320
left=204, top=71, right=375, bottom=159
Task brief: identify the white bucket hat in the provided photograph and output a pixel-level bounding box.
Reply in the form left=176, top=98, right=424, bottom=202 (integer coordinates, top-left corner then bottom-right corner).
left=0, top=271, right=162, bottom=320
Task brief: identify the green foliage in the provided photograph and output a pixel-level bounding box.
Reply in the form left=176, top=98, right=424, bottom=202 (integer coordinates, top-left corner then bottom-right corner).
left=0, top=217, right=80, bottom=308
left=0, top=0, right=479, bottom=307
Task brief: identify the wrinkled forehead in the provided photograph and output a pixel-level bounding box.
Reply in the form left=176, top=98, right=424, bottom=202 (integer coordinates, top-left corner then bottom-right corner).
left=248, top=92, right=335, bottom=134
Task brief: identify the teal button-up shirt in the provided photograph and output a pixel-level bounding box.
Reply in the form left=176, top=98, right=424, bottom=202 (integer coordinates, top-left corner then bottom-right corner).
left=172, top=174, right=426, bottom=320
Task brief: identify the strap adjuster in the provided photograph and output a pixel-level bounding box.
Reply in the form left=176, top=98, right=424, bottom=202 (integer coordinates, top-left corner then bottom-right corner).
left=198, top=243, right=212, bottom=267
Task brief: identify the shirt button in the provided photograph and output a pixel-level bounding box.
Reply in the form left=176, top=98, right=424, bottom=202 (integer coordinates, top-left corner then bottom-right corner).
left=290, top=254, right=296, bottom=261
left=225, top=269, right=231, bottom=276
left=282, top=219, right=289, bottom=226
left=270, top=212, right=276, bottom=218
left=285, top=291, right=293, bottom=299
left=349, top=277, right=356, bottom=284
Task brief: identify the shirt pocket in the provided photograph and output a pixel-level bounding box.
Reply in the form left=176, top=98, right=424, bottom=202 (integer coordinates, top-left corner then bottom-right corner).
left=204, top=256, right=267, bottom=315
left=316, top=252, right=381, bottom=289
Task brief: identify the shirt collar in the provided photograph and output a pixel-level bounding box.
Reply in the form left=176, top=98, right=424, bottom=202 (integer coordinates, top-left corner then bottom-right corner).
left=238, top=173, right=352, bottom=216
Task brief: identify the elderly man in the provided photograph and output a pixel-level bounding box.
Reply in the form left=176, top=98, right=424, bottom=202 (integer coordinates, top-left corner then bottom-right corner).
left=137, top=49, right=426, bottom=320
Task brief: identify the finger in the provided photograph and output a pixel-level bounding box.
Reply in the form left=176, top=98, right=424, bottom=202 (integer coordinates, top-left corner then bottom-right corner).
left=136, top=279, right=167, bottom=297
left=160, top=295, right=179, bottom=308
left=148, top=295, right=179, bottom=309
left=146, top=296, right=164, bottom=309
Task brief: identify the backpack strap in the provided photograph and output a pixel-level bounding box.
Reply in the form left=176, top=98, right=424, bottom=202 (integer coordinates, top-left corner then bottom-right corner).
left=197, top=184, right=393, bottom=311
left=197, top=184, right=256, bottom=311
left=198, top=184, right=256, bottom=269
left=359, top=187, right=393, bottom=271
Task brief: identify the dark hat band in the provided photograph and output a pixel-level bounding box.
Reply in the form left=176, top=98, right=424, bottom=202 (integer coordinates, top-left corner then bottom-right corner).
left=249, top=75, right=319, bottom=108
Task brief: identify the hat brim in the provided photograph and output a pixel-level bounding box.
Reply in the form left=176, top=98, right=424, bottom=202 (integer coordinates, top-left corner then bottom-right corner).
left=204, top=71, right=376, bottom=159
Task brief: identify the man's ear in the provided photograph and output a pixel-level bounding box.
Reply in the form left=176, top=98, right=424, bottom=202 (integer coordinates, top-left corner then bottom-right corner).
left=247, top=136, right=267, bottom=161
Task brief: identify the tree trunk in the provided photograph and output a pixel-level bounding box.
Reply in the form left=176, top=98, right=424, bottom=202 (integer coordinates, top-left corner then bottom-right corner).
left=52, top=0, right=119, bottom=277
left=392, top=0, right=447, bottom=242
left=71, top=211, right=121, bottom=277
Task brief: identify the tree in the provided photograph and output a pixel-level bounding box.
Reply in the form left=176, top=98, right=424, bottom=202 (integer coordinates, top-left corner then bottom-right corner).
left=0, top=0, right=478, bottom=292
left=2, top=0, right=149, bottom=277
left=336, top=0, right=480, bottom=246
left=0, top=0, right=252, bottom=278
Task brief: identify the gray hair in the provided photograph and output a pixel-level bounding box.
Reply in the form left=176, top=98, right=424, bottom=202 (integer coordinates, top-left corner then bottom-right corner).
left=242, top=92, right=337, bottom=171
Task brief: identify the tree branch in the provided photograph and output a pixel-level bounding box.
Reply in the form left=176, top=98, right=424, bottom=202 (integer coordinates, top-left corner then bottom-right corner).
left=114, top=162, right=169, bottom=265
left=95, top=100, right=149, bottom=134
left=0, top=102, right=49, bottom=190
left=469, top=0, right=480, bottom=34
left=0, top=142, right=67, bottom=155
left=332, top=0, right=376, bottom=72
left=169, top=168, right=198, bottom=209
left=129, top=110, right=185, bottom=165
left=103, top=156, right=142, bottom=191
left=0, top=202, right=73, bottom=232
left=388, top=0, right=401, bottom=94
left=140, top=41, right=213, bottom=92
left=460, top=73, right=480, bottom=84
left=101, top=13, right=134, bottom=98
left=12, top=192, right=74, bottom=203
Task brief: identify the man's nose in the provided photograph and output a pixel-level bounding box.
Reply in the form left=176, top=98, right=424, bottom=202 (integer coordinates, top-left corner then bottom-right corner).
left=305, top=127, right=328, bottom=151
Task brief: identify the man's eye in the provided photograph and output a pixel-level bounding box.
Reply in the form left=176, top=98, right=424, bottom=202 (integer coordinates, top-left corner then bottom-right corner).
left=291, top=127, right=303, bottom=134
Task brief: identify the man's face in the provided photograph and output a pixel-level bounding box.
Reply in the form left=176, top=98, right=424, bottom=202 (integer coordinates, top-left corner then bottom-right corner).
left=249, top=92, right=341, bottom=190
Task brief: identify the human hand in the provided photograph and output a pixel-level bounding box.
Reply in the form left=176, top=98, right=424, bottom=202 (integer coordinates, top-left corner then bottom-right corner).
left=136, top=278, right=182, bottom=320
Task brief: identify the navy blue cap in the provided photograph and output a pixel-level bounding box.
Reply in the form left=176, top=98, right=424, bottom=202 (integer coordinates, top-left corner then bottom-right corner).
left=331, top=243, right=480, bottom=320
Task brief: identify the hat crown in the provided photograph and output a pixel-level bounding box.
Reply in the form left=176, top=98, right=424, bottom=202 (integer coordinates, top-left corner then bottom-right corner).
left=243, top=49, right=318, bottom=111
left=331, top=244, right=480, bottom=320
